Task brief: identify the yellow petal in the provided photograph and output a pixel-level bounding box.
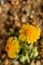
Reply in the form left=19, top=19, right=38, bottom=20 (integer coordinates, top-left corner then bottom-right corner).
left=19, top=34, right=26, bottom=41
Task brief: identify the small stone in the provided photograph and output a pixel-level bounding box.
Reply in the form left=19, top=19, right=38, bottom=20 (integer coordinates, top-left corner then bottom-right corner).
left=41, top=59, right=43, bottom=64
left=12, top=61, right=21, bottom=65
left=30, top=14, right=34, bottom=19
left=36, top=60, right=41, bottom=65
left=41, top=49, right=43, bottom=52
left=22, top=15, right=27, bottom=23
left=1, top=54, right=6, bottom=59
left=31, top=60, right=35, bottom=65
left=3, top=59, right=9, bottom=65
left=9, top=28, right=14, bottom=33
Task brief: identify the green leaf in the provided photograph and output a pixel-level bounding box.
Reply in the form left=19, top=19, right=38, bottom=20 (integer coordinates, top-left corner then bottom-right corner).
left=19, top=54, right=30, bottom=63
left=30, top=47, right=38, bottom=58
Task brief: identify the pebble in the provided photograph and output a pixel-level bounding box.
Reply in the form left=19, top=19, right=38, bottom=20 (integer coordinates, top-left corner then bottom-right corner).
left=36, top=60, right=41, bottom=65
left=3, top=59, right=9, bottom=65
left=31, top=60, right=35, bottom=65
left=1, top=53, right=6, bottom=59
left=12, top=61, right=19, bottom=65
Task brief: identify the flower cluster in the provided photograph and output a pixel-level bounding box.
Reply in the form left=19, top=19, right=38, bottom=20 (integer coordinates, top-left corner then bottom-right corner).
left=5, top=24, right=41, bottom=64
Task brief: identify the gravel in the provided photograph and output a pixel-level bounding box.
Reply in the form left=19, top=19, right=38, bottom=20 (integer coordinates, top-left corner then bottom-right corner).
left=0, top=0, right=43, bottom=65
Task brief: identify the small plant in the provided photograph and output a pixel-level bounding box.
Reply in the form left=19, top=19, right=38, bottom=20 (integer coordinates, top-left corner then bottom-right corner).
left=5, top=24, right=41, bottom=64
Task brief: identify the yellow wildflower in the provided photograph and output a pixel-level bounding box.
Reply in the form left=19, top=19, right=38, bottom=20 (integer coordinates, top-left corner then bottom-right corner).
left=19, top=24, right=41, bottom=44
left=5, top=37, right=19, bottom=58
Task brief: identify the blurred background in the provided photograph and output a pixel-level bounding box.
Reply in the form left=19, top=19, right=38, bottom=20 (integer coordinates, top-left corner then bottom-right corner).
left=0, top=0, right=43, bottom=65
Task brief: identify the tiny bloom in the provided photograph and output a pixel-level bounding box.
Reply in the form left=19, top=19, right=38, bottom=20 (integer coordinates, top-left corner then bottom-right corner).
left=5, top=37, right=19, bottom=58
left=19, top=24, right=41, bottom=44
